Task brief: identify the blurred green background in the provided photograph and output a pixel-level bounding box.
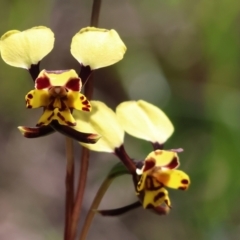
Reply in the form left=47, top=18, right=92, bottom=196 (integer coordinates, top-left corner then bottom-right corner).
left=0, top=0, right=240, bottom=239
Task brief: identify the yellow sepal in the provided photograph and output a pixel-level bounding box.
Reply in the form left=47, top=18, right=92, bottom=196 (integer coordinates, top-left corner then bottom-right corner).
left=0, top=26, right=54, bottom=69
left=71, top=27, right=126, bottom=70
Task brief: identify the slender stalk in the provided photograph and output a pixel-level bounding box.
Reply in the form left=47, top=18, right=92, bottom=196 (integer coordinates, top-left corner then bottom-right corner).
left=64, top=137, right=75, bottom=240
left=114, top=145, right=136, bottom=174
left=79, top=177, right=113, bottom=240
left=69, top=147, right=89, bottom=240
left=90, top=0, right=102, bottom=26
left=69, top=1, right=102, bottom=239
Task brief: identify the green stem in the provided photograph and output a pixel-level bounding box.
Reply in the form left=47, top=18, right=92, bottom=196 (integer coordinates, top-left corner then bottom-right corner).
left=64, top=137, right=75, bottom=240
left=79, top=177, right=113, bottom=240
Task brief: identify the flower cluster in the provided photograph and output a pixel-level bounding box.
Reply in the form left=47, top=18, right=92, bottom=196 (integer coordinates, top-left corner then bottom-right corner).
left=0, top=26, right=190, bottom=215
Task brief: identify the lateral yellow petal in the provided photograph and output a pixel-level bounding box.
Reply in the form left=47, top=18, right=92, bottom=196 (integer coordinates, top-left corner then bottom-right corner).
left=73, top=101, right=124, bottom=152
left=71, top=27, right=126, bottom=70
left=146, top=150, right=179, bottom=169
left=153, top=169, right=190, bottom=190
left=25, top=89, right=50, bottom=108
left=66, top=92, right=91, bottom=112
left=116, top=100, right=174, bottom=144
left=0, top=26, right=54, bottom=69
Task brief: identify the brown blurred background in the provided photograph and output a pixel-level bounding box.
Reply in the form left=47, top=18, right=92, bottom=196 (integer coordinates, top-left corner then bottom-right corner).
left=0, top=0, right=240, bottom=239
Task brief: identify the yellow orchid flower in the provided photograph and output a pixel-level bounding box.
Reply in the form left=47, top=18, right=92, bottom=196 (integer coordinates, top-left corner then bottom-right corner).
left=73, top=100, right=190, bottom=213
left=26, top=69, right=91, bottom=127
left=136, top=150, right=190, bottom=209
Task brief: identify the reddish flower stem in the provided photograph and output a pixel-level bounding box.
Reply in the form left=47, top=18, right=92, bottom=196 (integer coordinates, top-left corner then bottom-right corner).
left=69, top=147, right=89, bottom=240
left=64, top=137, right=75, bottom=240
left=69, top=1, right=102, bottom=239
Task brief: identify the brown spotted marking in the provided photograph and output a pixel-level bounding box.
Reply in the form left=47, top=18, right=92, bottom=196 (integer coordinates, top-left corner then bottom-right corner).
left=35, top=76, right=51, bottom=89
left=66, top=121, right=76, bottom=126
left=65, top=78, right=81, bottom=91
left=145, top=176, right=162, bottom=191
left=82, top=107, right=90, bottom=111
left=47, top=112, right=54, bottom=121
left=164, top=156, right=179, bottom=169
left=27, top=93, right=33, bottom=99
left=57, top=112, right=65, bottom=121
left=154, top=191, right=165, bottom=202
left=181, top=179, right=189, bottom=184
left=143, top=158, right=155, bottom=172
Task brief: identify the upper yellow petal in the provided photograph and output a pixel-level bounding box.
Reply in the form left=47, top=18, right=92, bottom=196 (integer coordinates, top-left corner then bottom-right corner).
left=146, top=150, right=179, bottom=169
left=116, top=100, right=174, bottom=144
left=73, top=101, right=124, bottom=152
left=71, top=27, right=126, bottom=70
left=0, top=26, right=54, bottom=69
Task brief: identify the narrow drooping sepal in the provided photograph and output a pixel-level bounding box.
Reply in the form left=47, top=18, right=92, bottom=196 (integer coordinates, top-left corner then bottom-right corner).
left=18, top=125, right=55, bottom=138
left=51, top=121, right=100, bottom=144
left=97, top=201, right=141, bottom=216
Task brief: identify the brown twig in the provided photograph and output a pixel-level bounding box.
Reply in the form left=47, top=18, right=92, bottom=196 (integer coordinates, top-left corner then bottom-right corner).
left=69, top=2, right=102, bottom=239
left=64, top=137, right=75, bottom=240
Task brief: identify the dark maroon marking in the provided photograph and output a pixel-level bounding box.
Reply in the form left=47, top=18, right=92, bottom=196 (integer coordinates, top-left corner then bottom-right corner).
left=164, top=200, right=171, bottom=208
left=164, top=157, right=179, bottom=169
left=57, top=112, right=65, bottom=121
left=82, top=100, right=89, bottom=105
left=146, top=176, right=162, bottom=190
left=154, top=191, right=165, bottom=202
left=146, top=203, right=155, bottom=209
left=181, top=179, right=189, bottom=184
left=47, top=112, right=54, bottom=121
left=143, top=158, right=155, bottom=172
left=82, top=107, right=90, bottom=111
left=35, top=76, right=51, bottom=89
left=27, top=105, right=32, bottom=109
left=36, top=122, right=44, bottom=127
left=20, top=125, right=55, bottom=138
left=65, top=78, right=80, bottom=91
left=66, top=121, right=76, bottom=126
left=27, top=94, right=33, bottom=99
left=178, top=186, right=187, bottom=190
left=80, top=96, right=85, bottom=100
